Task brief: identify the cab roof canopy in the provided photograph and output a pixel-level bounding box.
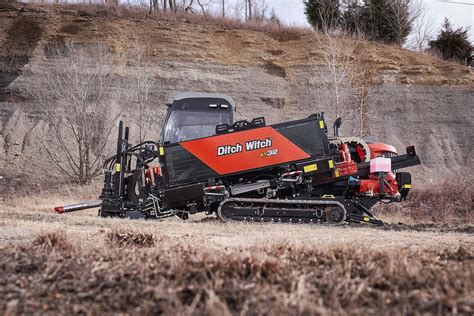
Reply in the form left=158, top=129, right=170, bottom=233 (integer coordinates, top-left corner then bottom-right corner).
left=173, top=92, right=236, bottom=111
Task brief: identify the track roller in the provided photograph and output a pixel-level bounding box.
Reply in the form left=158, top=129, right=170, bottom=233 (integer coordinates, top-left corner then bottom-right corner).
left=326, top=206, right=346, bottom=224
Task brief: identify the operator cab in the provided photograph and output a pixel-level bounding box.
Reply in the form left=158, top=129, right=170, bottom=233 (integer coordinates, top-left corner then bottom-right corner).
left=162, top=92, right=236, bottom=144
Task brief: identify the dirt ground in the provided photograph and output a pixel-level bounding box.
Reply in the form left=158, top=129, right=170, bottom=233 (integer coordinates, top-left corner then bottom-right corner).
left=0, top=202, right=473, bottom=251
left=0, top=192, right=473, bottom=315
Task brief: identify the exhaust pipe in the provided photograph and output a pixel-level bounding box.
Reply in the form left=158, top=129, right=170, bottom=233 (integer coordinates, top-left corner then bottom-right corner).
left=333, top=117, right=342, bottom=137
left=53, top=200, right=102, bottom=214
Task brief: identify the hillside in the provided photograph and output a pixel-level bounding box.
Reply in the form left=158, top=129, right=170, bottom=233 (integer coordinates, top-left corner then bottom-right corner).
left=0, top=2, right=473, bottom=193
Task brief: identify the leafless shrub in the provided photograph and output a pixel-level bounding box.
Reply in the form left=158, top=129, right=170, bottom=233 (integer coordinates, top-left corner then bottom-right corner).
left=377, top=176, right=473, bottom=225
left=19, top=40, right=124, bottom=185
left=406, top=2, right=435, bottom=53
left=310, top=28, right=377, bottom=136
left=127, top=36, right=154, bottom=143
left=107, top=228, right=155, bottom=247
left=311, top=31, right=354, bottom=120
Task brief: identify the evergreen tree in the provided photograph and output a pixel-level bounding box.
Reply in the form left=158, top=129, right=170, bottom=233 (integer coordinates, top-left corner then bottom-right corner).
left=363, top=0, right=413, bottom=45
left=304, top=0, right=341, bottom=30
left=341, top=2, right=368, bottom=36
left=340, top=0, right=414, bottom=46
left=429, top=18, right=473, bottom=65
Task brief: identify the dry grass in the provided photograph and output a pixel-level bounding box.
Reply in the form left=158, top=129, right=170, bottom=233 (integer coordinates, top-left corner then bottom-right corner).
left=1, top=182, right=101, bottom=209
left=107, top=227, right=155, bottom=247
left=1, top=185, right=473, bottom=314
left=32, top=230, right=72, bottom=252
left=377, top=177, right=473, bottom=225
left=23, top=2, right=308, bottom=42
left=0, top=229, right=472, bottom=315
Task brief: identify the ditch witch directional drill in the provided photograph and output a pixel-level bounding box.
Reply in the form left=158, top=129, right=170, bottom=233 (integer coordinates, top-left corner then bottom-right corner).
left=54, top=93, right=420, bottom=225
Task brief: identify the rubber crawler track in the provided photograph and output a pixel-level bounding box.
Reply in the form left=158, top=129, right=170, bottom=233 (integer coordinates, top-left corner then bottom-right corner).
left=217, top=198, right=347, bottom=225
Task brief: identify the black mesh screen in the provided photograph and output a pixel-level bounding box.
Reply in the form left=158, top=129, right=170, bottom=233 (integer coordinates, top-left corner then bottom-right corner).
left=275, top=120, right=329, bottom=157
left=165, top=145, right=218, bottom=184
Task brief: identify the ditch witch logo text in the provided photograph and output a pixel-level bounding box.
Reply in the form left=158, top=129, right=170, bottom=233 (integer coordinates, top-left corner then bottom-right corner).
left=217, top=137, right=275, bottom=157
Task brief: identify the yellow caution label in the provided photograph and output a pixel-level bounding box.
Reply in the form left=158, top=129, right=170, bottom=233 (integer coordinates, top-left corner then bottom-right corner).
left=304, top=164, right=318, bottom=173
left=115, top=163, right=121, bottom=172
left=159, top=147, right=165, bottom=156
left=319, top=120, right=325, bottom=129
left=403, top=184, right=412, bottom=189
left=334, top=170, right=340, bottom=177
left=321, top=194, right=335, bottom=199
left=363, top=216, right=370, bottom=222
left=328, top=160, right=334, bottom=169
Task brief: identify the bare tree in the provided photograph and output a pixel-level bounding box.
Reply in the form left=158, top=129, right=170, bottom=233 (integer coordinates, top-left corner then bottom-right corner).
left=128, top=37, right=153, bottom=143
left=312, top=30, right=355, bottom=120
left=252, top=0, right=269, bottom=22
left=168, top=0, right=177, bottom=11
left=180, top=0, right=213, bottom=15
left=184, top=0, right=195, bottom=13
left=348, top=48, right=377, bottom=137
left=196, top=0, right=209, bottom=14
left=385, top=0, right=422, bottom=47
left=244, top=0, right=247, bottom=20
left=242, top=0, right=253, bottom=20
left=230, top=0, right=245, bottom=20
left=311, top=19, right=376, bottom=137
left=21, top=41, right=123, bottom=185
left=248, top=0, right=252, bottom=20
left=149, top=0, right=159, bottom=14
left=407, top=5, right=434, bottom=52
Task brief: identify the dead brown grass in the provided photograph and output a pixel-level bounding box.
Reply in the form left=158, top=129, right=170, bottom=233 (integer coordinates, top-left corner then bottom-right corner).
left=107, top=228, right=155, bottom=247
left=32, top=230, right=73, bottom=252
left=377, top=177, right=473, bottom=225
left=0, top=229, right=472, bottom=315
left=24, top=2, right=308, bottom=42
left=1, top=181, right=100, bottom=209
left=1, top=189, right=473, bottom=314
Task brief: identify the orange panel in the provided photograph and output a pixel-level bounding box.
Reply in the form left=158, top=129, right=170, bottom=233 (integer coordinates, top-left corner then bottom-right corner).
left=179, top=126, right=311, bottom=175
